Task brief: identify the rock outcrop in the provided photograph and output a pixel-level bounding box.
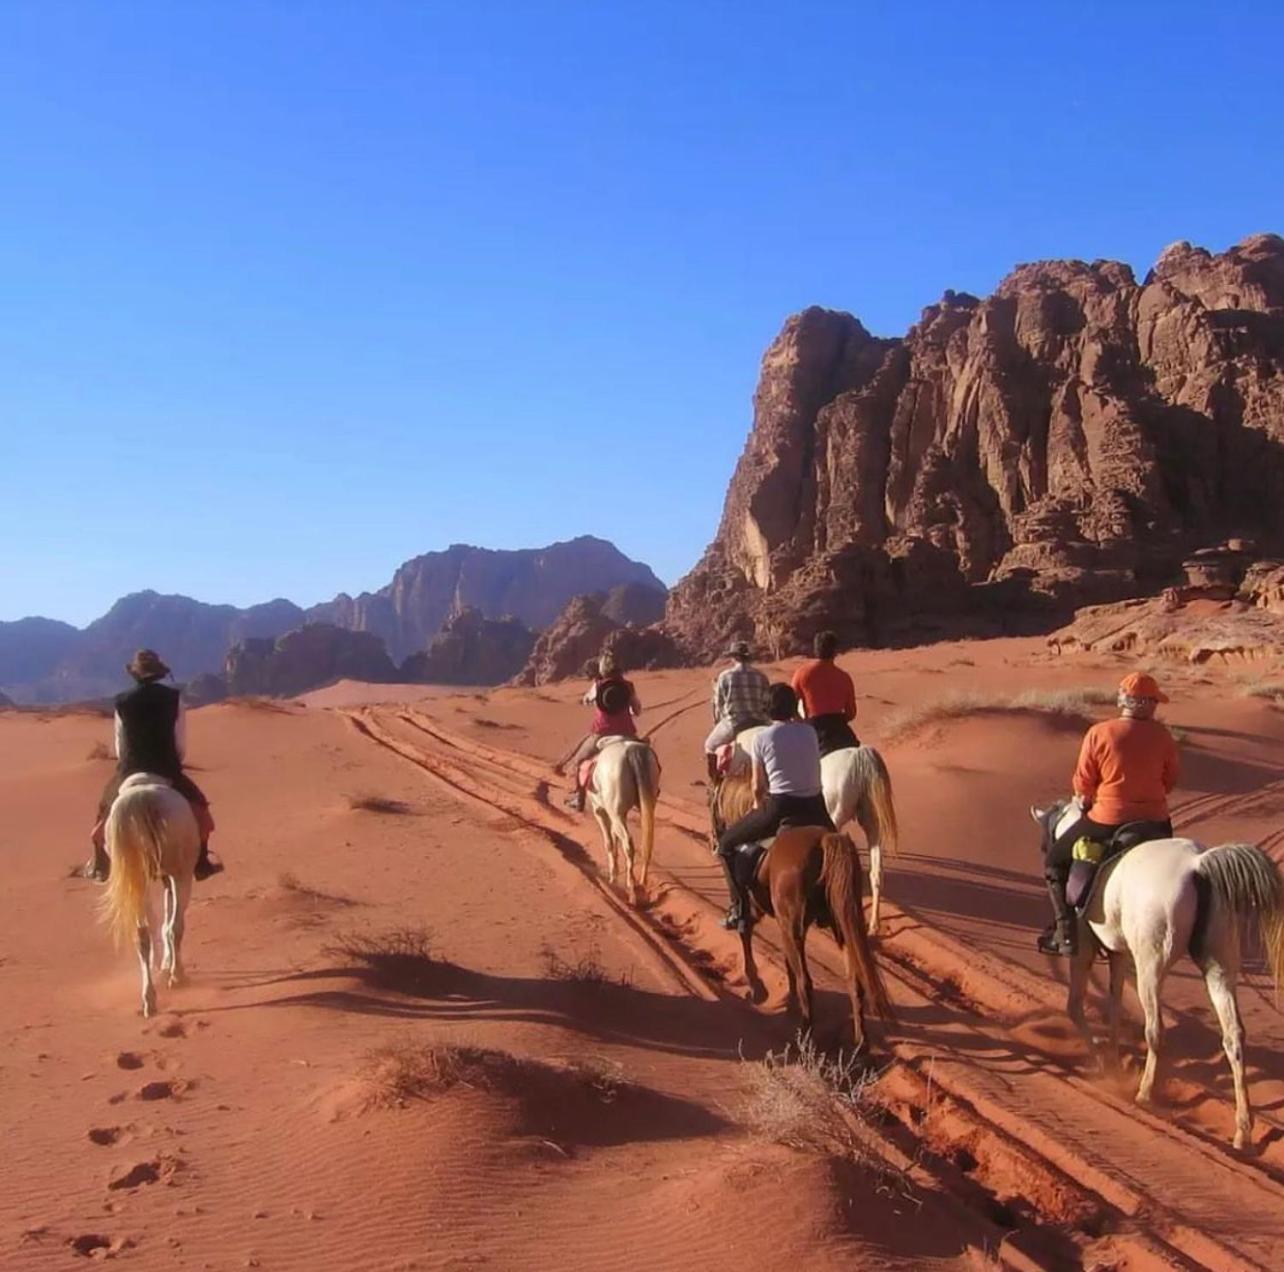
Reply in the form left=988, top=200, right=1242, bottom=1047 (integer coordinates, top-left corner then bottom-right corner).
left=308, top=536, right=665, bottom=663
left=514, top=593, right=683, bottom=686
left=1, top=537, right=664, bottom=703
left=224, top=624, right=397, bottom=698
left=400, top=607, right=535, bottom=685
left=667, top=234, right=1284, bottom=658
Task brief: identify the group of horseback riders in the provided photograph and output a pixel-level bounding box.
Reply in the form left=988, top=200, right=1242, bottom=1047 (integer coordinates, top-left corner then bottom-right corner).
left=88, top=641, right=1179, bottom=960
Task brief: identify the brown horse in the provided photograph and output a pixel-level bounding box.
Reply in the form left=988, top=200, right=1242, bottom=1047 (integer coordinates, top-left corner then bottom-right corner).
left=713, top=775, right=894, bottom=1049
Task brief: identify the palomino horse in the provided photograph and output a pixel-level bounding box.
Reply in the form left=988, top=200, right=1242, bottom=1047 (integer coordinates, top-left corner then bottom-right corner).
left=586, top=738, right=660, bottom=906
left=101, top=773, right=200, bottom=1017
left=1033, top=801, right=1284, bottom=1149
left=713, top=727, right=898, bottom=931
left=714, top=774, right=893, bottom=1048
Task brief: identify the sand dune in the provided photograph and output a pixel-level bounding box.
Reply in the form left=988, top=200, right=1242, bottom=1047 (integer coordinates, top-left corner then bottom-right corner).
left=4, top=636, right=1284, bottom=1268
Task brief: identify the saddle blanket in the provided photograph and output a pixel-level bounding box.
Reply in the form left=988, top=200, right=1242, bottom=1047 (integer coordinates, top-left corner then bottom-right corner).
left=716, top=742, right=751, bottom=778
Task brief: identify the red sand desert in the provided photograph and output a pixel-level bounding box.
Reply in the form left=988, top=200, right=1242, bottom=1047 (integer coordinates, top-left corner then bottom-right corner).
left=5, top=637, right=1284, bottom=1270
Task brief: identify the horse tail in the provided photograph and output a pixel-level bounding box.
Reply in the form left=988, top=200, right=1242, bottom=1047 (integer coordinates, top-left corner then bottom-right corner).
left=1194, top=843, right=1284, bottom=991
left=627, top=743, right=659, bottom=874
left=854, top=745, right=899, bottom=855
left=821, top=832, right=895, bottom=1022
left=100, top=791, right=166, bottom=948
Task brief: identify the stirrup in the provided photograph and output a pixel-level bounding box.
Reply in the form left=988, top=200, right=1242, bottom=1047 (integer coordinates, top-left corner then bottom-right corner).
left=1036, top=928, right=1076, bottom=956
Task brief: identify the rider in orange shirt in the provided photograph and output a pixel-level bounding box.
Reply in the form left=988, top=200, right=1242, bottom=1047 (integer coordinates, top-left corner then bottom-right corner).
left=1039, top=672, right=1179, bottom=955
left=791, top=631, right=859, bottom=756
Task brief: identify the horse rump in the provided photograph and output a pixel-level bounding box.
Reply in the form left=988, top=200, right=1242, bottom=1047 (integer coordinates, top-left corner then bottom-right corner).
left=819, top=832, right=894, bottom=1022
left=1192, top=843, right=1284, bottom=988
left=101, top=793, right=169, bottom=947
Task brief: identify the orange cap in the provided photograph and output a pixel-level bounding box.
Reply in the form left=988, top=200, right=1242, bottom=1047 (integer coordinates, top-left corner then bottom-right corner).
left=1119, top=672, right=1168, bottom=702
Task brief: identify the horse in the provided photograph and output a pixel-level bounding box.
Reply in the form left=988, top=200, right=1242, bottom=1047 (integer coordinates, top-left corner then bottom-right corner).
left=714, top=771, right=893, bottom=1048
left=712, top=726, right=898, bottom=931
left=100, top=773, right=200, bottom=1018
left=1032, top=801, right=1284, bottom=1149
left=586, top=738, right=660, bottom=906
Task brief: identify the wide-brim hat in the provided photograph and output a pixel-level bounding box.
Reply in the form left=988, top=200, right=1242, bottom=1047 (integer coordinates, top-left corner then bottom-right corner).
left=1119, top=671, right=1168, bottom=702
left=126, top=649, right=170, bottom=680
left=597, top=679, right=631, bottom=715
left=726, top=639, right=752, bottom=659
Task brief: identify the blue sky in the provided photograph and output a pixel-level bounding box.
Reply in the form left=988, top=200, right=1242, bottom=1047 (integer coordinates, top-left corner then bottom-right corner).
left=2, top=2, right=1282, bottom=625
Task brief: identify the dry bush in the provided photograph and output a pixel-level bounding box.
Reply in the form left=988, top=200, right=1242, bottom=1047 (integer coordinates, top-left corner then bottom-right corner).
left=741, top=1037, right=877, bottom=1158
left=86, top=741, right=112, bottom=761
left=324, top=927, right=440, bottom=993
left=345, top=791, right=414, bottom=815
left=359, top=1041, right=509, bottom=1110
left=881, top=686, right=1112, bottom=742
left=1241, top=679, right=1284, bottom=702
left=539, top=942, right=632, bottom=990
left=276, top=871, right=358, bottom=908
left=473, top=717, right=519, bottom=730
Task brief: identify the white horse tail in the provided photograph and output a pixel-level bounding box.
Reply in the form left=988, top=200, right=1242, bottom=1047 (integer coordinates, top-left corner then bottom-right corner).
left=1193, top=843, right=1284, bottom=989
left=626, top=743, right=659, bottom=878
left=820, top=832, right=894, bottom=1022
left=853, top=745, right=898, bottom=855
left=101, top=793, right=166, bottom=948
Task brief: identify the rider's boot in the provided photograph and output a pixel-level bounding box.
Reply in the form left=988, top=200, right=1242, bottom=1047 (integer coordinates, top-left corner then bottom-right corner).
left=1036, top=873, right=1077, bottom=956
left=193, top=841, right=225, bottom=881
left=81, top=841, right=110, bottom=883
left=717, top=851, right=748, bottom=930
left=563, top=784, right=586, bottom=813
left=705, top=751, right=720, bottom=784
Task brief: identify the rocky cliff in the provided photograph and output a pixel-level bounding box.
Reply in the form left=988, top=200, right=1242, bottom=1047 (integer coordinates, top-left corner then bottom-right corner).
left=401, top=607, right=535, bottom=685
left=666, top=233, right=1284, bottom=657
left=224, top=624, right=398, bottom=698
left=1, top=537, right=663, bottom=703
left=307, top=536, right=665, bottom=663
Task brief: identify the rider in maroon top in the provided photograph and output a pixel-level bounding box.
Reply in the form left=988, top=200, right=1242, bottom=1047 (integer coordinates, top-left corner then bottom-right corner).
left=555, top=651, right=642, bottom=811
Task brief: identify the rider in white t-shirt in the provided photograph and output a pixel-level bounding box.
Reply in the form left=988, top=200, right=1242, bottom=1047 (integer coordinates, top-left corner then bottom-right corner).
left=714, top=682, right=834, bottom=930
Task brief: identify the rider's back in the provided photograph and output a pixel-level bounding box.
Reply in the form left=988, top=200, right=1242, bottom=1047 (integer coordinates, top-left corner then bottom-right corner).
left=1076, top=716, right=1179, bottom=825
left=115, top=681, right=182, bottom=778
left=792, top=659, right=855, bottom=719
left=752, top=721, right=822, bottom=797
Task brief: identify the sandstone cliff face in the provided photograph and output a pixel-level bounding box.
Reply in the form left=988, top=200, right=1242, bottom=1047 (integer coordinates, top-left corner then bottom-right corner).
left=514, top=593, right=683, bottom=686
left=308, top=536, right=664, bottom=663
left=400, top=607, right=535, bottom=685
left=667, top=234, right=1284, bottom=658
left=225, top=624, right=397, bottom=698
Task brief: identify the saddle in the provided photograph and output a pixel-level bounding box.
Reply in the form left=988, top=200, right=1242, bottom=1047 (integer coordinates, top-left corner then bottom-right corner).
left=578, top=736, right=652, bottom=793
left=729, top=841, right=767, bottom=891
left=1067, top=820, right=1172, bottom=910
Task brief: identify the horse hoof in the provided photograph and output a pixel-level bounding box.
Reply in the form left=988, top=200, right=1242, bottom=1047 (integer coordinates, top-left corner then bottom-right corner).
left=1233, top=1131, right=1249, bottom=1152
left=746, top=982, right=767, bottom=1005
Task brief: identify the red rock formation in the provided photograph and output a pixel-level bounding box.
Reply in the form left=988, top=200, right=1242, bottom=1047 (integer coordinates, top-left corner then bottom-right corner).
left=667, top=234, right=1284, bottom=658
left=225, top=624, right=397, bottom=698
left=400, top=607, right=535, bottom=685
left=514, top=594, right=683, bottom=686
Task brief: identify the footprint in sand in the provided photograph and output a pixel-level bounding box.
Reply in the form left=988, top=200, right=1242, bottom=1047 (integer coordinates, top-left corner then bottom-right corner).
left=157, top=1020, right=187, bottom=1039
left=107, top=1154, right=183, bottom=1191
left=137, top=1079, right=182, bottom=1101
left=69, top=1233, right=131, bottom=1258
left=88, top=1127, right=123, bottom=1147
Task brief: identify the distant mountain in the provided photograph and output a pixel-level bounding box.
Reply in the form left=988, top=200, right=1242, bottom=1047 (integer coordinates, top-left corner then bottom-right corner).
left=307, top=536, right=664, bottom=662
left=0, top=536, right=665, bottom=704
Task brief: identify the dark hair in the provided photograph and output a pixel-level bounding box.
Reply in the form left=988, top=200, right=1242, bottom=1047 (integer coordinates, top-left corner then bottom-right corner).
left=767, top=682, right=799, bottom=722
left=814, top=630, right=839, bottom=659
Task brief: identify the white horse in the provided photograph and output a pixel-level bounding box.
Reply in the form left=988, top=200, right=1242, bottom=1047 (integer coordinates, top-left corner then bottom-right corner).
left=101, top=773, right=200, bottom=1017
left=587, top=738, right=660, bottom=906
left=1032, top=801, right=1284, bottom=1149
left=721, top=727, right=898, bottom=932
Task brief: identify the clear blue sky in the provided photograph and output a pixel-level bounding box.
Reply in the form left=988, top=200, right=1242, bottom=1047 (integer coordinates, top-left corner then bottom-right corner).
left=3, top=1, right=1282, bottom=626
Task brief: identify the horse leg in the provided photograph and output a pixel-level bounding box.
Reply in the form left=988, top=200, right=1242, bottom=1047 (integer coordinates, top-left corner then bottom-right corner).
left=1105, top=951, right=1127, bottom=1074
left=740, top=923, right=766, bottom=1004
left=1200, top=956, right=1251, bottom=1149
left=616, top=816, right=638, bottom=906
left=778, top=904, right=812, bottom=1034
left=137, top=925, right=156, bottom=1018
left=167, top=876, right=191, bottom=987
left=1066, top=933, right=1098, bottom=1062
left=856, top=805, right=882, bottom=935
left=160, top=878, right=176, bottom=974
left=1134, top=946, right=1166, bottom=1107
left=591, top=805, right=616, bottom=883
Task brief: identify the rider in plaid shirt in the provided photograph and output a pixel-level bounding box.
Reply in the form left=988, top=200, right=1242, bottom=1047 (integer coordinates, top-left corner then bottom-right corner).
left=703, top=640, right=771, bottom=781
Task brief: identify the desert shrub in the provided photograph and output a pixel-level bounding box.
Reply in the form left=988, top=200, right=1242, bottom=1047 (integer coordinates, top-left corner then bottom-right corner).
left=880, top=687, right=1112, bottom=742
left=345, top=792, right=414, bottom=815
left=539, top=942, right=632, bottom=990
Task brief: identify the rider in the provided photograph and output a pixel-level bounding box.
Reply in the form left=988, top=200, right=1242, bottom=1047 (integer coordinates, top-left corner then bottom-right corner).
left=715, top=682, right=835, bottom=931
left=703, top=639, right=771, bottom=783
left=82, top=649, right=224, bottom=883
left=792, top=629, right=859, bottom=756
left=1038, top=671, right=1179, bottom=956
left=560, top=651, right=642, bottom=812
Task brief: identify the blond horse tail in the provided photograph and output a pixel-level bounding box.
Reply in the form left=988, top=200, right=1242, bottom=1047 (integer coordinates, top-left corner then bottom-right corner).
left=853, top=745, right=899, bottom=855
left=821, top=832, right=895, bottom=1022
left=1194, top=843, right=1284, bottom=992
left=100, top=795, right=166, bottom=948
left=626, top=743, right=660, bottom=880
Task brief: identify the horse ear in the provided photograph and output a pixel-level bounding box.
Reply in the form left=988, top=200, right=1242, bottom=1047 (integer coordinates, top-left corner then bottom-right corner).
left=1030, top=805, right=1046, bottom=823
